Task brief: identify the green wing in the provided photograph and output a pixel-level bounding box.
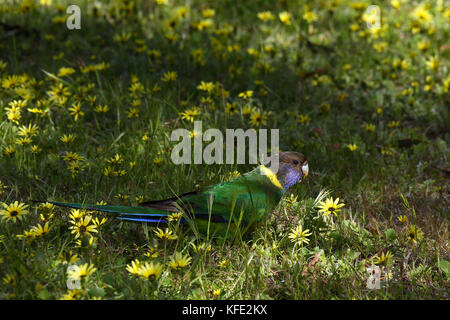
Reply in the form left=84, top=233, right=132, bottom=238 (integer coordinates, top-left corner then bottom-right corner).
left=175, top=166, right=285, bottom=236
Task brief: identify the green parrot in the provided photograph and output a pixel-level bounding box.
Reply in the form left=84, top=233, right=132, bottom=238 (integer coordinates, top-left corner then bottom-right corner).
left=43, top=151, right=308, bottom=240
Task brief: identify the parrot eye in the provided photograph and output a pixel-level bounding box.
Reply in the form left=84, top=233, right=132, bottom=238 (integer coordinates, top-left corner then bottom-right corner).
left=292, top=160, right=299, bottom=165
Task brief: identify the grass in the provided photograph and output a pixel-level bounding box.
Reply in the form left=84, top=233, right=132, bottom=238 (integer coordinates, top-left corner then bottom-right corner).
left=0, top=0, right=448, bottom=299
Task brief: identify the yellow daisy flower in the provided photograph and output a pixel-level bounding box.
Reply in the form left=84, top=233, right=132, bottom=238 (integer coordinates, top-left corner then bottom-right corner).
left=154, top=227, right=178, bottom=240
left=70, top=215, right=98, bottom=239
left=288, top=225, right=312, bottom=245
left=169, top=252, right=192, bottom=270
left=67, top=263, right=97, bottom=280
left=137, top=262, right=164, bottom=280
left=317, top=197, right=345, bottom=215
left=1, top=201, right=29, bottom=223
left=126, top=259, right=142, bottom=276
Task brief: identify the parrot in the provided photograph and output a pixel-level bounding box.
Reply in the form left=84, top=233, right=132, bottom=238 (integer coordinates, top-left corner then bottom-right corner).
left=40, top=151, right=308, bottom=240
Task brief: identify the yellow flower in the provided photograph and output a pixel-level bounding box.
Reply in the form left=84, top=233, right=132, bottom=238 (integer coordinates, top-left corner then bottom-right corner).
left=347, top=144, right=358, bottom=151
left=4, top=145, right=16, bottom=156
left=417, top=40, right=430, bottom=51
left=398, top=215, right=407, bottom=223
left=60, top=134, right=76, bottom=145
left=6, top=108, right=21, bottom=124
left=196, top=19, right=214, bottom=30
left=191, top=242, right=212, bottom=253
left=374, top=250, right=393, bottom=266
left=32, top=222, right=51, bottom=237
left=176, top=6, right=189, bottom=18
left=2, top=75, right=21, bottom=89
left=257, top=11, right=275, bottom=21
left=0, top=180, right=7, bottom=196
left=57, top=67, right=75, bottom=77
left=169, top=252, right=192, bottom=270
left=180, top=107, right=201, bottom=122
left=30, top=145, right=42, bottom=154
left=219, top=260, right=228, bottom=268
left=1, top=201, right=29, bottom=223
left=238, top=90, right=253, bottom=99
left=202, top=8, right=215, bottom=18
left=317, top=197, right=345, bottom=216
left=144, top=246, right=160, bottom=258
left=408, top=225, right=424, bottom=244
left=47, top=83, right=70, bottom=102
left=67, top=263, right=97, bottom=280
left=247, top=48, right=259, bottom=57
left=303, top=11, right=318, bottom=23
left=137, top=262, right=164, bottom=280
left=365, top=123, right=376, bottom=132
left=113, top=31, right=132, bottom=43
left=107, top=153, right=124, bottom=165
left=161, top=71, right=178, bottom=82
left=154, top=227, right=178, bottom=240
left=391, top=0, right=401, bottom=9
left=3, top=273, right=16, bottom=286
left=62, top=152, right=83, bottom=163
left=59, top=289, right=85, bottom=300
left=58, top=251, right=80, bottom=265
left=299, top=114, right=311, bottom=124
left=225, top=102, right=238, bottom=115
left=129, top=82, right=144, bottom=97
left=18, top=123, right=38, bottom=138
left=153, top=157, right=164, bottom=166
left=387, top=121, right=400, bottom=129
left=38, top=202, right=55, bottom=221
left=92, top=217, right=107, bottom=227
left=94, top=105, right=109, bottom=113
left=70, top=215, right=98, bottom=239
left=249, top=109, right=267, bottom=126
left=168, top=212, right=183, bottom=222
left=412, top=4, right=432, bottom=24
left=197, top=81, right=215, bottom=92
left=127, top=107, right=140, bottom=118
left=241, top=105, right=255, bottom=117
left=16, top=229, right=36, bottom=243
left=0, top=59, right=7, bottom=71
left=68, top=102, right=84, bottom=121
left=288, top=225, right=312, bottom=245
left=126, top=259, right=142, bottom=276
left=425, top=56, right=440, bottom=72
left=16, top=137, right=32, bottom=146
left=279, top=11, right=291, bottom=25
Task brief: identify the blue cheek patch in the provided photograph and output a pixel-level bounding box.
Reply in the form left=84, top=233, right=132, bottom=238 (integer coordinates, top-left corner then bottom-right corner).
left=282, top=169, right=302, bottom=190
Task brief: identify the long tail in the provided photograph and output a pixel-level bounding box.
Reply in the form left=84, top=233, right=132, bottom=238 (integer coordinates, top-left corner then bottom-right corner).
left=35, top=201, right=186, bottom=223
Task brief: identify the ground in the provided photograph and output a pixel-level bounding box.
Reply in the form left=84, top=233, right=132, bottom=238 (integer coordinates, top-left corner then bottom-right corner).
left=0, top=0, right=448, bottom=299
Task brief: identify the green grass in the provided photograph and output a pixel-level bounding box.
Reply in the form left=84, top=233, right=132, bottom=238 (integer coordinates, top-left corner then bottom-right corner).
left=0, top=0, right=448, bottom=299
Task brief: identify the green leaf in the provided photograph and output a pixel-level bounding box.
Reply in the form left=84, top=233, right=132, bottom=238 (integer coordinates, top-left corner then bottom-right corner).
left=88, top=286, right=106, bottom=298
left=438, top=259, right=449, bottom=277
left=385, top=228, right=397, bottom=242
left=38, top=289, right=51, bottom=300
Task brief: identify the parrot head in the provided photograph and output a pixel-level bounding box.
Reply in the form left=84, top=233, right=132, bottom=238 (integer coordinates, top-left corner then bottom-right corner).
left=274, top=151, right=308, bottom=190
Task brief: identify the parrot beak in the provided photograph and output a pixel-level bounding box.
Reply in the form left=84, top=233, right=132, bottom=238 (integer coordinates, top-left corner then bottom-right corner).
left=301, top=162, right=309, bottom=177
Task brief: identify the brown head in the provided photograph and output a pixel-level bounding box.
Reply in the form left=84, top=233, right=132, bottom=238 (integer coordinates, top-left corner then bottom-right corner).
left=271, top=151, right=308, bottom=190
